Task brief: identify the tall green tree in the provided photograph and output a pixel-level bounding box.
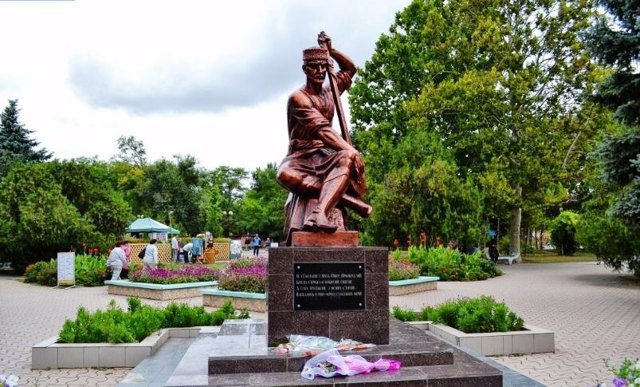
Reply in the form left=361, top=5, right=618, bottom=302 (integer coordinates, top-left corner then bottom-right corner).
left=0, top=100, right=51, bottom=177
left=579, top=0, right=640, bottom=276
left=48, top=159, right=132, bottom=238
left=138, top=156, right=205, bottom=236
left=114, top=135, right=147, bottom=167
left=350, top=0, right=603, bottom=251
left=204, top=166, right=248, bottom=237
left=236, top=163, right=288, bottom=240
left=0, top=164, right=95, bottom=272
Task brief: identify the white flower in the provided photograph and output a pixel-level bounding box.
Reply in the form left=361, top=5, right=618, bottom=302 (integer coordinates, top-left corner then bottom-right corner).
left=4, top=374, right=18, bottom=387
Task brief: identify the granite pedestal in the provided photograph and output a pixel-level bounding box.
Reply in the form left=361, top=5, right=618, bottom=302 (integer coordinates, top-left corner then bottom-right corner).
left=268, top=246, right=389, bottom=347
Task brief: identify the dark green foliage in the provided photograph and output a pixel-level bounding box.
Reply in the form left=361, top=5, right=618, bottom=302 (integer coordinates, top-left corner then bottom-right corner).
left=0, top=99, right=51, bottom=177
left=58, top=298, right=245, bottom=344
left=595, top=128, right=640, bottom=224
left=138, top=156, right=205, bottom=236
left=0, top=160, right=129, bottom=272
left=23, top=260, right=57, bottom=286
left=236, top=163, right=287, bottom=240
left=407, top=246, right=501, bottom=281
left=550, top=211, right=580, bottom=256
left=392, top=296, right=525, bottom=333
left=350, top=0, right=603, bottom=248
left=585, top=0, right=640, bottom=126
left=576, top=214, right=640, bottom=277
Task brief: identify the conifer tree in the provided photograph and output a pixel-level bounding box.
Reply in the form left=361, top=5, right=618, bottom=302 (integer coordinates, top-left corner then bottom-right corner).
left=0, top=99, right=52, bottom=177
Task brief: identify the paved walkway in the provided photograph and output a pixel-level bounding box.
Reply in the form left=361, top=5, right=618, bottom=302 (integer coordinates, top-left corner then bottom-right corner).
left=1, top=261, right=638, bottom=386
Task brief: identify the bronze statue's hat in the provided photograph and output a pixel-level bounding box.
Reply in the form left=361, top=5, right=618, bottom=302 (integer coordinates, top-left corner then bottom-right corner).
left=303, top=46, right=329, bottom=62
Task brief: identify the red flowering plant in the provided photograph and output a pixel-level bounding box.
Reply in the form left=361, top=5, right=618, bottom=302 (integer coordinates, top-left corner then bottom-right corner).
left=129, top=265, right=220, bottom=284
left=217, top=257, right=267, bottom=293
left=388, top=250, right=420, bottom=281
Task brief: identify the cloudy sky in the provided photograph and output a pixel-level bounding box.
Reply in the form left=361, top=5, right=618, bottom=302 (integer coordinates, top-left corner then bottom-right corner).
left=0, top=0, right=411, bottom=172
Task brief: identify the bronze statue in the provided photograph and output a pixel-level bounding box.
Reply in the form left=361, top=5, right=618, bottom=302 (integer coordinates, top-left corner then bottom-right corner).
left=277, top=32, right=371, bottom=244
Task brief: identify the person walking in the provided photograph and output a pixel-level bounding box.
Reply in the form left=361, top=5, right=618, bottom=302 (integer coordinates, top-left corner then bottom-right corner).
left=252, top=234, right=262, bottom=256
left=142, top=239, right=159, bottom=270
left=106, top=241, right=127, bottom=280
left=487, top=236, right=499, bottom=263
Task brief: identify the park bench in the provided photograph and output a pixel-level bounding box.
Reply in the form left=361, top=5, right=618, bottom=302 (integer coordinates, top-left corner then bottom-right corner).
left=497, top=252, right=521, bottom=265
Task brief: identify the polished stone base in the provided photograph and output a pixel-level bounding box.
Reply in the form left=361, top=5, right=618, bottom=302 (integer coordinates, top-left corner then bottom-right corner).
left=186, top=318, right=503, bottom=386
left=268, top=247, right=389, bottom=346
left=290, top=231, right=359, bottom=247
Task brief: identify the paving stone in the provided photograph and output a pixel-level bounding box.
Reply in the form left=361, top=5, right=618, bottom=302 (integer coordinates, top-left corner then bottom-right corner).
left=1, top=261, right=638, bottom=386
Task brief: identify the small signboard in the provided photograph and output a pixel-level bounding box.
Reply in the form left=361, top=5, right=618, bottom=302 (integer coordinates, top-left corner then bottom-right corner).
left=57, top=252, right=75, bottom=287
left=294, top=262, right=365, bottom=310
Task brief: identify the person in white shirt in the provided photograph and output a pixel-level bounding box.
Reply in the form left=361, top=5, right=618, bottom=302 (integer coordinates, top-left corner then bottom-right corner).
left=171, top=236, right=180, bottom=262
left=107, top=241, right=127, bottom=280
left=143, top=239, right=159, bottom=270
left=182, top=242, right=193, bottom=263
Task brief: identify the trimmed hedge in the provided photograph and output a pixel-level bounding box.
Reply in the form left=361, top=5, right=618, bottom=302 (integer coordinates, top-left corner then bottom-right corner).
left=392, top=295, right=524, bottom=333
left=58, top=297, right=249, bottom=344
left=407, top=246, right=501, bottom=281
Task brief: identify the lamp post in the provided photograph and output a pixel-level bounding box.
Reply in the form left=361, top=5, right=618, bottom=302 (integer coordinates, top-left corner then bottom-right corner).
left=222, top=210, right=234, bottom=237
left=168, top=210, right=174, bottom=230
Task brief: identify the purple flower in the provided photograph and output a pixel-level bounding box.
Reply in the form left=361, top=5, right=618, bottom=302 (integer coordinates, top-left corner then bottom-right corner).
left=613, top=377, right=628, bottom=387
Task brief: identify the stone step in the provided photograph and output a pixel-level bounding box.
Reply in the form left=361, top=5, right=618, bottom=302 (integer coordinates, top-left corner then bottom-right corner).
left=208, top=319, right=456, bottom=375
left=192, top=318, right=503, bottom=386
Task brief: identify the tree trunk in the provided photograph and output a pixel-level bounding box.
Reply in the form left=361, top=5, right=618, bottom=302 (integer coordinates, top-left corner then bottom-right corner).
left=509, top=186, right=522, bottom=255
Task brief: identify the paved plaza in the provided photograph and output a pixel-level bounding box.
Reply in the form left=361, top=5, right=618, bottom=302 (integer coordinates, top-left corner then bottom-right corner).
left=1, top=260, right=638, bottom=386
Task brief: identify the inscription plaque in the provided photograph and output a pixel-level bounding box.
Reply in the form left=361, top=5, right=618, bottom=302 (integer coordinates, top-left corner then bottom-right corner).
left=294, top=262, right=365, bottom=310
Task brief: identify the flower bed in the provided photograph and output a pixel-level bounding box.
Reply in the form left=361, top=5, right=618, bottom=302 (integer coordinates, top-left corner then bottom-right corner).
left=395, top=296, right=554, bottom=355
left=217, top=257, right=267, bottom=293
left=406, top=246, right=502, bottom=281
left=203, top=257, right=267, bottom=312
left=32, top=297, right=249, bottom=369
left=128, top=264, right=220, bottom=284
left=409, top=321, right=554, bottom=356
left=106, top=280, right=218, bottom=300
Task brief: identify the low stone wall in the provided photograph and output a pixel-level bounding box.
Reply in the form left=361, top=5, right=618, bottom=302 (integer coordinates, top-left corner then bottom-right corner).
left=389, top=276, right=439, bottom=296
left=413, top=322, right=555, bottom=356
left=105, top=280, right=217, bottom=300
left=32, top=326, right=216, bottom=369
left=202, top=289, right=266, bottom=312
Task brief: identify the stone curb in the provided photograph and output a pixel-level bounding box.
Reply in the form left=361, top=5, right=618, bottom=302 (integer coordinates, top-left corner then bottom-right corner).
left=32, top=327, right=210, bottom=369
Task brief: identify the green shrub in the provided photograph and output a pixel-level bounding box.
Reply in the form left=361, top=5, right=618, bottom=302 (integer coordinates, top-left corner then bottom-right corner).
left=58, top=297, right=247, bottom=344
left=24, top=260, right=57, bottom=286
left=407, top=246, right=501, bottom=281
left=391, top=296, right=524, bottom=333
left=23, top=254, right=107, bottom=287
left=550, top=211, right=580, bottom=256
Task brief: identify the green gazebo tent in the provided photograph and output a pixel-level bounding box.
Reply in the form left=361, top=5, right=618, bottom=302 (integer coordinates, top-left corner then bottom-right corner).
left=127, top=217, right=180, bottom=234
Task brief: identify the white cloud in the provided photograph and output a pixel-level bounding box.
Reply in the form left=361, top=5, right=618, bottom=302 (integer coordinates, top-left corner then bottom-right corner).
left=0, top=0, right=410, bottom=171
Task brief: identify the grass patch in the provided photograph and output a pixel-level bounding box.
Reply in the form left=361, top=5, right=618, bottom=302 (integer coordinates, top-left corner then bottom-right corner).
left=522, top=250, right=596, bottom=263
